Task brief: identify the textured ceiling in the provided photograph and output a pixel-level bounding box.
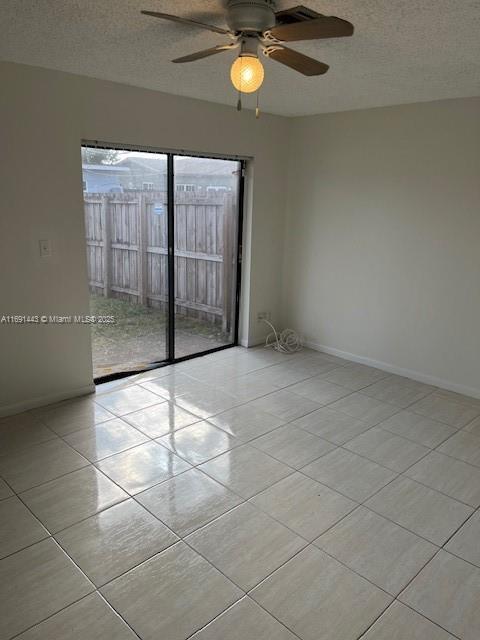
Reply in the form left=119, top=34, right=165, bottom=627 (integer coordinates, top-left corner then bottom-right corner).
left=1, top=0, right=479, bottom=116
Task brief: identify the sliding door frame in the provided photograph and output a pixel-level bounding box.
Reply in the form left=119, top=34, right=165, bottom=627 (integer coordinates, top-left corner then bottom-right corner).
left=82, top=140, right=247, bottom=383
left=167, top=153, right=175, bottom=362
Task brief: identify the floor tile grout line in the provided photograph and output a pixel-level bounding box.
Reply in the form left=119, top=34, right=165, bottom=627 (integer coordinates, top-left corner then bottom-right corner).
left=359, top=498, right=472, bottom=551
left=0, top=408, right=476, bottom=632
left=397, top=470, right=480, bottom=509
left=52, top=520, right=181, bottom=589
left=341, top=430, right=432, bottom=469
left=310, top=495, right=442, bottom=552
left=4, top=591, right=122, bottom=640
left=158, top=380, right=401, bottom=476
left=21, top=348, right=477, bottom=425
left=180, top=351, right=350, bottom=385
left=354, top=440, right=474, bottom=532
left=0, top=492, right=132, bottom=559
left=438, top=501, right=480, bottom=553
left=261, top=398, right=477, bottom=471
left=68, top=373, right=474, bottom=470
left=4, top=461, right=466, bottom=640
left=91, top=590, right=144, bottom=640
left=5, top=412, right=294, bottom=513
left=244, top=538, right=396, bottom=601
left=3, top=396, right=475, bottom=561
left=4, top=416, right=207, bottom=496
left=394, top=550, right=467, bottom=634
left=6, top=586, right=144, bottom=640
left=362, top=498, right=480, bottom=640
left=57, top=400, right=460, bottom=544
left=331, top=423, right=443, bottom=479
left=3, top=536, right=99, bottom=639
left=354, top=600, right=398, bottom=640
left=134, top=356, right=357, bottom=418
left=57, top=475, right=248, bottom=541
left=390, top=600, right=463, bottom=640
left=4, top=350, right=480, bottom=638
left=0, top=515, right=51, bottom=563
left=2, top=499, right=205, bottom=639
left=9, top=358, right=460, bottom=447
left=0, top=457, right=92, bottom=496
left=131, top=358, right=333, bottom=407
left=356, top=597, right=463, bottom=640
left=300, top=457, right=468, bottom=559
left=375, top=421, right=458, bottom=450
left=429, top=436, right=480, bottom=469
left=318, top=437, right=472, bottom=547
left=63, top=433, right=153, bottom=464
left=250, top=372, right=478, bottom=430
left=371, top=423, right=480, bottom=551
left=5, top=458, right=393, bottom=639
left=441, top=538, right=480, bottom=572
left=2, top=355, right=449, bottom=483
left=5, top=470, right=127, bottom=559
left=407, top=405, right=480, bottom=429
left=183, top=594, right=306, bottom=640
left=161, top=481, right=426, bottom=609
left=41, top=415, right=121, bottom=439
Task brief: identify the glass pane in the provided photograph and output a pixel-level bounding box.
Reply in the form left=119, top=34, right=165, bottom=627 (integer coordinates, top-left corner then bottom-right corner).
left=82, top=146, right=168, bottom=377
left=173, top=155, right=241, bottom=359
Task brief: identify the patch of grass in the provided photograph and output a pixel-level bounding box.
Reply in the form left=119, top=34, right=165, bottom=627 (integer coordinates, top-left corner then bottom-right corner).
left=90, top=294, right=228, bottom=341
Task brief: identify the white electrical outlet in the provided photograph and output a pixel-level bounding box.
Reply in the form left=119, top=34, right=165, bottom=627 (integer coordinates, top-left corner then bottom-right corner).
left=257, top=311, right=271, bottom=322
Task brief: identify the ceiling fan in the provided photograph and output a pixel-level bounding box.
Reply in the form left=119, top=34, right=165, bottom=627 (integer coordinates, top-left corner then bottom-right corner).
left=142, top=1, right=354, bottom=112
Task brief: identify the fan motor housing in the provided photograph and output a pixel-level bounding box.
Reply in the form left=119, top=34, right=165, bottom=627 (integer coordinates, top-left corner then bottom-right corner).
left=226, top=0, right=276, bottom=33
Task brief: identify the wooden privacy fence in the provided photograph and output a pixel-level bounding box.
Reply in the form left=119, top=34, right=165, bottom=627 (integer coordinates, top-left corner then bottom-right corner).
left=84, top=191, right=238, bottom=330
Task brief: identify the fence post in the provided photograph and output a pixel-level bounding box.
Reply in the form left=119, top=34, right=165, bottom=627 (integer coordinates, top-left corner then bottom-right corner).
left=138, top=194, right=148, bottom=306
left=101, top=195, right=111, bottom=298
left=222, top=193, right=233, bottom=333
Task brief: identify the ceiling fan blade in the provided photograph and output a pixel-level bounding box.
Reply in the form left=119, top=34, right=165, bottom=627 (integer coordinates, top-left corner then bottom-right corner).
left=265, top=46, right=329, bottom=76
left=141, top=10, right=230, bottom=35
left=274, top=5, right=322, bottom=24
left=172, top=44, right=236, bottom=64
left=269, top=15, right=354, bottom=41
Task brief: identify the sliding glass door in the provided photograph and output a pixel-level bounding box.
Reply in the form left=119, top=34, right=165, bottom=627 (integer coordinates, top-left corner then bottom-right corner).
left=173, top=155, right=242, bottom=358
left=82, top=144, right=243, bottom=379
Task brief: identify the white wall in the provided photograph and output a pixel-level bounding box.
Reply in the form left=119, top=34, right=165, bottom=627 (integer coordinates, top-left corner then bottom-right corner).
left=283, top=98, right=480, bottom=397
left=0, top=61, right=289, bottom=415
left=2, top=61, right=478, bottom=414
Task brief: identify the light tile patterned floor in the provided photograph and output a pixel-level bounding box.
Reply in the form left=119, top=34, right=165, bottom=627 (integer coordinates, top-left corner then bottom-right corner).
left=1, top=346, right=480, bottom=639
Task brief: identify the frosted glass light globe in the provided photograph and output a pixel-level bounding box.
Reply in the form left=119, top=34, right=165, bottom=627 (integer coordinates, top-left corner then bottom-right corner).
left=230, top=55, right=264, bottom=93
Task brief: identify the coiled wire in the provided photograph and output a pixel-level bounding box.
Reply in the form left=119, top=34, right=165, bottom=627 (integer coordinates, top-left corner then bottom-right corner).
left=263, top=319, right=303, bottom=353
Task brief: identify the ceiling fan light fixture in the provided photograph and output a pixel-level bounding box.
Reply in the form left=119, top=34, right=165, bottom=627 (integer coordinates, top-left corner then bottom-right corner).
left=141, top=3, right=355, bottom=105
left=230, top=54, right=264, bottom=93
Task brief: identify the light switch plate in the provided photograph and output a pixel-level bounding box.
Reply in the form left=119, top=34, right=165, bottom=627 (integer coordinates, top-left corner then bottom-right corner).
left=39, top=239, right=52, bottom=257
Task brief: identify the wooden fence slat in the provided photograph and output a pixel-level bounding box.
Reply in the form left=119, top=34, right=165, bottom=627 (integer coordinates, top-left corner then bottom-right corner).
left=84, top=191, right=235, bottom=324
left=138, top=195, right=148, bottom=305
left=146, top=247, right=223, bottom=262
left=222, top=197, right=232, bottom=332
left=101, top=195, right=111, bottom=297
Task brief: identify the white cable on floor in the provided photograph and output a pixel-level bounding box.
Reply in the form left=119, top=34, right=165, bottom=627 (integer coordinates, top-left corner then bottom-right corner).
left=263, top=319, right=303, bottom=353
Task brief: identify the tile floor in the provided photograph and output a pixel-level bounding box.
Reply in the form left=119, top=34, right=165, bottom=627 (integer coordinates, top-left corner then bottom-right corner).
left=1, top=346, right=480, bottom=639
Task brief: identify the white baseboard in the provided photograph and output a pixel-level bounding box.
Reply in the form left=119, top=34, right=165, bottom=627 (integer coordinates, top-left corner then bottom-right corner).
left=304, top=340, right=480, bottom=401
left=0, top=383, right=96, bottom=418
left=240, top=335, right=265, bottom=348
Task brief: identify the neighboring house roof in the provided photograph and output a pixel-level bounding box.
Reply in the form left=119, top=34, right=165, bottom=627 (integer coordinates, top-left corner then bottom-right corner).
left=82, top=164, right=129, bottom=172
left=116, top=155, right=237, bottom=177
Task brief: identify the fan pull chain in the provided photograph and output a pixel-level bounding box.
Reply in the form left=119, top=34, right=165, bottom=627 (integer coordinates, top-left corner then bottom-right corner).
left=237, top=57, right=243, bottom=111
left=256, top=89, right=260, bottom=119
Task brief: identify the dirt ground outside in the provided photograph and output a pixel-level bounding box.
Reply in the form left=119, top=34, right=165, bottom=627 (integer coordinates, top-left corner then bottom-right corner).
left=90, top=294, right=232, bottom=378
